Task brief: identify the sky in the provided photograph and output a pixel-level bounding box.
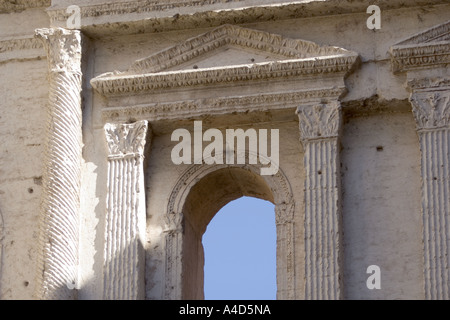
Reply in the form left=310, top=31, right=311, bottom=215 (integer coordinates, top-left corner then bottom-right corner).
left=202, top=196, right=277, bottom=300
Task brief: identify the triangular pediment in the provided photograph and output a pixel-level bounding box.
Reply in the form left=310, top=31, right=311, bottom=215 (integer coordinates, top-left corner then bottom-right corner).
left=395, top=19, right=450, bottom=45
left=91, top=24, right=359, bottom=97
left=390, top=20, right=450, bottom=73
left=126, top=24, right=354, bottom=74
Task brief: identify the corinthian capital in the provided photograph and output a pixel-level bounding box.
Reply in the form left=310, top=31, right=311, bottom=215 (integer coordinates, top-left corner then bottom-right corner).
left=410, top=91, right=450, bottom=131
left=104, top=121, right=149, bottom=158
left=35, top=28, right=82, bottom=74
left=296, top=101, right=341, bottom=141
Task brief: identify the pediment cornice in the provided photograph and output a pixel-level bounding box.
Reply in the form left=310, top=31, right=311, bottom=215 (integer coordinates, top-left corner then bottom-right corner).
left=91, top=25, right=359, bottom=98
left=390, top=20, right=450, bottom=73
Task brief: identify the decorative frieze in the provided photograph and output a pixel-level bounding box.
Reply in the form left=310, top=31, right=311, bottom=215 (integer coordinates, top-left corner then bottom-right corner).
left=34, top=28, right=83, bottom=300
left=0, top=36, right=46, bottom=63
left=103, top=120, right=149, bottom=300
left=92, top=57, right=356, bottom=97
left=102, top=87, right=347, bottom=122
left=297, top=102, right=343, bottom=300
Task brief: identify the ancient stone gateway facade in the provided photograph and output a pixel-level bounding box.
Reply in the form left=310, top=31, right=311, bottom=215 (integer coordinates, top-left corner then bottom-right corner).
left=0, top=0, right=449, bottom=300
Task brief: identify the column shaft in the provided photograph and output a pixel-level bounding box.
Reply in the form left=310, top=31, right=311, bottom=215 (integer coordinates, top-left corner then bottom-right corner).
left=35, top=28, right=83, bottom=300
left=104, top=121, right=149, bottom=300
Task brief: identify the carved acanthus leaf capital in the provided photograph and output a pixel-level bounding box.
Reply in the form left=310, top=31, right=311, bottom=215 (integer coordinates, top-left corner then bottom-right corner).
left=410, top=90, right=450, bottom=131
left=104, top=121, right=149, bottom=158
left=296, top=101, right=341, bottom=141
left=35, top=28, right=82, bottom=74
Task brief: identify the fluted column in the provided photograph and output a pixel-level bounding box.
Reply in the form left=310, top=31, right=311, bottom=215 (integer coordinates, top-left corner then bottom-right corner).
left=103, top=120, right=149, bottom=300
left=409, top=78, right=450, bottom=300
left=34, top=28, right=83, bottom=300
left=297, top=101, right=343, bottom=300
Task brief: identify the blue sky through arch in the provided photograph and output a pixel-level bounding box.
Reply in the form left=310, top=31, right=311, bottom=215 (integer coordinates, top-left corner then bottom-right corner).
left=202, top=196, right=276, bottom=300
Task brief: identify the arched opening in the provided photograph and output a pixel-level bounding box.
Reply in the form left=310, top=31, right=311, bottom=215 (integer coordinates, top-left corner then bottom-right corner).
left=203, top=196, right=276, bottom=300
left=164, top=163, right=295, bottom=300
left=181, top=167, right=274, bottom=299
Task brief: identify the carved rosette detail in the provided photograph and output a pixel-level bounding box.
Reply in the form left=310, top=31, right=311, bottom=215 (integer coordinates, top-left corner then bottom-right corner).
left=34, top=28, right=83, bottom=300
left=103, top=121, right=149, bottom=300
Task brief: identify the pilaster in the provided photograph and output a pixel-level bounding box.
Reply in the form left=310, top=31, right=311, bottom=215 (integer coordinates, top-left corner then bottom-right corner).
left=103, top=120, right=149, bottom=300
left=297, top=101, right=343, bottom=300
left=408, top=79, right=450, bottom=299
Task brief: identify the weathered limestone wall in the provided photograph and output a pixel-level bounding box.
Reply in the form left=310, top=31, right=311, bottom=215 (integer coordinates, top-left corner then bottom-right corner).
left=0, top=8, right=49, bottom=299
left=0, top=1, right=449, bottom=300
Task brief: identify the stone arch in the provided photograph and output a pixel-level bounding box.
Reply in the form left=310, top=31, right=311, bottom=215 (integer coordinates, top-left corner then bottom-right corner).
left=164, top=159, right=295, bottom=300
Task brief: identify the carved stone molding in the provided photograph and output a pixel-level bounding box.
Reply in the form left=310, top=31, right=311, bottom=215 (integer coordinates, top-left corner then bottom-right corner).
left=165, top=162, right=296, bottom=299
left=91, top=24, right=359, bottom=98
left=102, top=87, right=347, bottom=122
left=390, top=20, right=450, bottom=73
left=45, top=1, right=448, bottom=37
left=34, top=28, right=83, bottom=300
left=103, top=120, right=149, bottom=300
left=296, top=101, right=342, bottom=141
left=0, top=0, right=50, bottom=13
left=0, top=36, right=45, bottom=62
left=129, top=24, right=353, bottom=75
left=297, top=101, right=343, bottom=300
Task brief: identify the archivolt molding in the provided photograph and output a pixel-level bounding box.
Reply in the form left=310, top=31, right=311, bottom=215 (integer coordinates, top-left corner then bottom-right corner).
left=166, top=161, right=294, bottom=220
left=390, top=20, right=450, bottom=73
left=164, top=160, right=296, bottom=299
